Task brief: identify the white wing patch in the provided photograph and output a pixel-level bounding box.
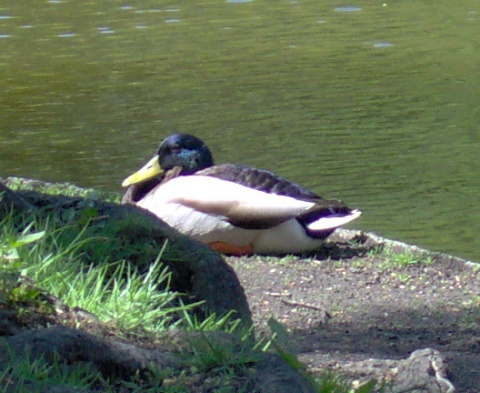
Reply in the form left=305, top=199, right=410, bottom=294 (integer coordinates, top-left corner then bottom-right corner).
left=307, top=209, right=362, bottom=231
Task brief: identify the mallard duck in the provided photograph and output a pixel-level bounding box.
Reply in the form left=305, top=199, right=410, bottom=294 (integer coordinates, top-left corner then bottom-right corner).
left=122, top=133, right=361, bottom=255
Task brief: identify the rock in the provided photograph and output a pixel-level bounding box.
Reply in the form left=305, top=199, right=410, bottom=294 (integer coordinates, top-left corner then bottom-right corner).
left=0, top=182, right=36, bottom=216
left=0, top=179, right=252, bottom=325
left=1, top=325, right=168, bottom=380
left=0, top=322, right=317, bottom=393
left=254, top=354, right=315, bottom=393
left=0, top=325, right=181, bottom=391
left=391, top=348, right=455, bottom=393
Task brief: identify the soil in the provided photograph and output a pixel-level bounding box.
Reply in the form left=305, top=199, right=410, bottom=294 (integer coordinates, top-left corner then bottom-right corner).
left=226, top=230, right=480, bottom=393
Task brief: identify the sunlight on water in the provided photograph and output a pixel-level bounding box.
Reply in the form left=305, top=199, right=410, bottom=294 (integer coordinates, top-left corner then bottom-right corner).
left=334, top=7, right=362, bottom=12
left=57, top=33, right=76, bottom=37
left=373, top=42, right=393, bottom=48
left=97, top=27, right=114, bottom=34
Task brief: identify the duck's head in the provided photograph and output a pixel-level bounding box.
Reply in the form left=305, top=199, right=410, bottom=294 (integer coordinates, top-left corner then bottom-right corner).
left=122, top=133, right=214, bottom=188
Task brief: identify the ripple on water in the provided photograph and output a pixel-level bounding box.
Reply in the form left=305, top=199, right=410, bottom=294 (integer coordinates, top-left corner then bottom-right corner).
left=165, top=19, right=181, bottom=23
left=334, top=6, right=362, bottom=12
left=0, top=15, right=13, bottom=20
left=0, top=34, right=11, bottom=39
left=373, top=41, right=393, bottom=48
left=97, top=27, right=114, bottom=34
left=226, top=0, right=254, bottom=3
left=466, top=10, right=477, bottom=20
left=57, top=32, right=76, bottom=38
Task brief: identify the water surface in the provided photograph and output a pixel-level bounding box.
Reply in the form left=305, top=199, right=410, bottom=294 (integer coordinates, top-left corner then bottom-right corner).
left=0, top=0, right=478, bottom=260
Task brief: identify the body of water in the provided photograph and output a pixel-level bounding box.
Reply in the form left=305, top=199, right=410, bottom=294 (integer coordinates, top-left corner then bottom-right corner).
left=0, top=0, right=478, bottom=260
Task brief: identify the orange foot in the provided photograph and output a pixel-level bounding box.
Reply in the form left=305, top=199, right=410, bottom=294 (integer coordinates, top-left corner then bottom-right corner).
left=208, top=241, right=254, bottom=256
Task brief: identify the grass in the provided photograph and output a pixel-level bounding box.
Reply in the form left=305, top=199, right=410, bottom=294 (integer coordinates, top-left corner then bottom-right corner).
left=362, top=245, right=435, bottom=270
left=1, top=347, right=180, bottom=393
left=0, top=350, right=105, bottom=393
left=0, top=214, right=259, bottom=392
left=0, top=215, right=195, bottom=334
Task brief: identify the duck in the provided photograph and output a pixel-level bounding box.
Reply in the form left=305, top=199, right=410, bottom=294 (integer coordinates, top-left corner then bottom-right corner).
left=121, top=133, right=361, bottom=255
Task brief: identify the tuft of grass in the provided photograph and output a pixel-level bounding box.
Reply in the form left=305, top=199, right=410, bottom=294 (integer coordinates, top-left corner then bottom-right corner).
left=0, top=220, right=45, bottom=303
left=181, top=307, right=243, bottom=333
left=0, top=349, right=105, bottom=393
left=186, top=331, right=260, bottom=375
left=364, top=244, right=434, bottom=270
left=0, top=216, right=195, bottom=334
left=0, top=348, right=172, bottom=393
left=381, top=248, right=434, bottom=268
left=365, top=244, right=385, bottom=257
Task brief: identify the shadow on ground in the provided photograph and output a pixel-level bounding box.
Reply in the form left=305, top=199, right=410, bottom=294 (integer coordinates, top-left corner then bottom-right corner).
left=228, top=230, right=480, bottom=392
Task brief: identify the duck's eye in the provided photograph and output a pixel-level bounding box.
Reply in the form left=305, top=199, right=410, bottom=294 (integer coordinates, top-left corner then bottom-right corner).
left=171, top=144, right=181, bottom=154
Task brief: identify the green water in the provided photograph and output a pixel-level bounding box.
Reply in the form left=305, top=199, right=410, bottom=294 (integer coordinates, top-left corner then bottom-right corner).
left=0, top=1, right=479, bottom=260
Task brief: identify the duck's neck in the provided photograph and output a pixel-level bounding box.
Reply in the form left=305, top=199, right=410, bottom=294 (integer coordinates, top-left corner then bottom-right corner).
left=122, top=166, right=186, bottom=204
left=122, top=177, right=161, bottom=204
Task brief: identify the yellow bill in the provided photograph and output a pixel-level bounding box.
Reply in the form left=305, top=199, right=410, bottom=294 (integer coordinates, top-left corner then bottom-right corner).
left=122, top=156, right=163, bottom=187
